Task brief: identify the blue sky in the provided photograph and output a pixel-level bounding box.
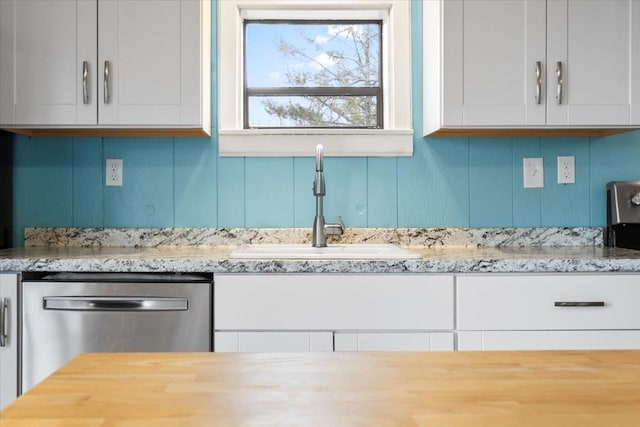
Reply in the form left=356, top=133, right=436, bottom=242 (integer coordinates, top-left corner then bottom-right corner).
left=245, top=22, right=380, bottom=87
left=245, top=21, right=380, bottom=126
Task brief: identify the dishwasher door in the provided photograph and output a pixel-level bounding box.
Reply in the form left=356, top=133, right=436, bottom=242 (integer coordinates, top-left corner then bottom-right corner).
left=22, top=278, right=211, bottom=392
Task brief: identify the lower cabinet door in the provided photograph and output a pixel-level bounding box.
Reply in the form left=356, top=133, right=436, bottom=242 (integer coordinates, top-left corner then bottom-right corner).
left=0, top=273, right=18, bottom=410
left=214, top=331, right=333, bottom=353
left=334, top=332, right=454, bottom=352
left=458, top=330, right=640, bottom=351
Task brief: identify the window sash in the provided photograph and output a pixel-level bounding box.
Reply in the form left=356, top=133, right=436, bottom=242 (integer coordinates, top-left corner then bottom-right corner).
left=246, top=87, right=380, bottom=97
left=243, top=19, right=383, bottom=129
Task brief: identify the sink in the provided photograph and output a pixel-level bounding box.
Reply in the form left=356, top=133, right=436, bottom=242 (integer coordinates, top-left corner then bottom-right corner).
left=229, top=244, right=420, bottom=260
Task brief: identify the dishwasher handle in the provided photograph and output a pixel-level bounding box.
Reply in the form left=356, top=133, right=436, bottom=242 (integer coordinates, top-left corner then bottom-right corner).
left=43, top=296, right=188, bottom=311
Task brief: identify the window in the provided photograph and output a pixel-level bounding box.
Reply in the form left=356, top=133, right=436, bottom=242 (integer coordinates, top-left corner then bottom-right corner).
left=219, top=0, right=412, bottom=157
left=244, top=20, right=383, bottom=129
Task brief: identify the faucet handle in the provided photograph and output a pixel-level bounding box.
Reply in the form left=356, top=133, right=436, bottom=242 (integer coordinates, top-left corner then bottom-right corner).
left=337, top=215, right=345, bottom=231
left=324, top=216, right=345, bottom=237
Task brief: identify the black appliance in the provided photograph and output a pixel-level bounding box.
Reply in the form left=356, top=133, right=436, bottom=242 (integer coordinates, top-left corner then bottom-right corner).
left=606, top=181, right=640, bottom=249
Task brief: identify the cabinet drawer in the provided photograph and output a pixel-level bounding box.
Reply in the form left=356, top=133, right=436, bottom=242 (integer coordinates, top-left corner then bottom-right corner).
left=214, top=331, right=333, bottom=353
left=458, top=330, right=640, bottom=351
left=215, top=274, right=454, bottom=331
left=457, top=274, right=640, bottom=330
left=334, top=332, right=454, bottom=352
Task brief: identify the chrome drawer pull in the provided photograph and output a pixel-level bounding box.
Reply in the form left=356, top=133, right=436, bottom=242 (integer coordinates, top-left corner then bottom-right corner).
left=44, top=296, right=188, bottom=312
left=0, top=298, right=7, bottom=347
left=554, top=301, right=605, bottom=307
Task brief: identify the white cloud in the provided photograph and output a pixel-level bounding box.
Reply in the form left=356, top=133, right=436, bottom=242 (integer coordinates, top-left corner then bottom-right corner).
left=314, top=35, right=329, bottom=44
left=328, top=24, right=363, bottom=39
left=311, top=52, right=338, bottom=70
left=268, top=71, right=281, bottom=80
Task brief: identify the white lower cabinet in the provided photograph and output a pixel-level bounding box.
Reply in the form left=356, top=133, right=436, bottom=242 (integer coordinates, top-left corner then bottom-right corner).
left=214, top=331, right=455, bottom=353
left=0, top=273, right=18, bottom=410
left=334, top=332, right=454, bottom=352
left=457, top=274, right=640, bottom=351
left=458, top=330, right=640, bottom=351
left=215, top=331, right=334, bottom=353
left=214, top=274, right=455, bottom=353
left=214, top=273, right=640, bottom=354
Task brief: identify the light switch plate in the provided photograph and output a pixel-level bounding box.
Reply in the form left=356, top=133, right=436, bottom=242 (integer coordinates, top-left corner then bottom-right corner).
left=523, top=157, right=544, bottom=188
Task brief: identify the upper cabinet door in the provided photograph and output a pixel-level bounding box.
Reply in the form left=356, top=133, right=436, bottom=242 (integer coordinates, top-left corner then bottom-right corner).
left=0, top=0, right=97, bottom=126
left=0, top=0, right=210, bottom=135
left=547, top=0, right=638, bottom=126
left=424, top=0, right=640, bottom=136
left=441, top=0, right=546, bottom=127
left=97, top=0, right=206, bottom=128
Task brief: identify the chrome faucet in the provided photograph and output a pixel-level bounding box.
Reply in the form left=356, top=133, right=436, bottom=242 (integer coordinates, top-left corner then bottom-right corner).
left=312, top=144, right=344, bottom=247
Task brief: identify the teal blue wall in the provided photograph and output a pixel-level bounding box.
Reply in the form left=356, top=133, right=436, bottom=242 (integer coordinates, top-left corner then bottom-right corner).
left=10, top=1, right=640, bottom=246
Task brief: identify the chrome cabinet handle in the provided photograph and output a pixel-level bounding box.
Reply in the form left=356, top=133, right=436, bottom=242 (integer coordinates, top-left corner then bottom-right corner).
left=554, top=301, right=605, bottom=307
left=0, top=298, right=7, bottom=347
left=104, top=60, right=111, bottom=104
left=43, top=296, right=188, bottom=311
left=535, top=61, right=542, bottom=104
left=82, top=61, right=89, bottom=104
left=556, top=61, right=563, bottom=104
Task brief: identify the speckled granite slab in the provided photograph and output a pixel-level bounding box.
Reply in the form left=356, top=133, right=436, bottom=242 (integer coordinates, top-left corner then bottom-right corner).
left=24, top=227, right=604, bottom=248
left=4, top=227, right=624, bottom=274
left=1, top=245, right=639, bottom=273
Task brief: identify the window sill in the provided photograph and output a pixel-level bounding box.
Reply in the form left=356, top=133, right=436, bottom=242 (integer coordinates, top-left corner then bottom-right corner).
left=218, top=129, right=414, bottom=157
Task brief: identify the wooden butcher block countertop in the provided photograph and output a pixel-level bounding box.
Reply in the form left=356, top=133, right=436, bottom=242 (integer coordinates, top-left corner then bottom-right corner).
left=2, top=350, right=640, bottom=426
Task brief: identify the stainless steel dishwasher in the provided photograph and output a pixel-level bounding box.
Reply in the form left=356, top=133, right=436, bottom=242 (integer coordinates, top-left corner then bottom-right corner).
left=21, top=272, right=212, bottom=393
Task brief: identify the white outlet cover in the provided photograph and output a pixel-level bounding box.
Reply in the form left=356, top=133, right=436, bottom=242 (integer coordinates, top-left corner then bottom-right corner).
left=557, top=156, right=575, bottom=184
left=523, top=157, right=544, bottom=188
left=106, top=159, right=123, bottom=186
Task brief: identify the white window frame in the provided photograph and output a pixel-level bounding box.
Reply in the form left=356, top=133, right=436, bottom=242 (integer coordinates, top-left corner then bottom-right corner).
left=218, top=0, right=413, bottom=157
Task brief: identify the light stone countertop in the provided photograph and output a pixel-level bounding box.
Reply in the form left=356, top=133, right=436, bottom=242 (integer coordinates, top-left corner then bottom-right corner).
left=0, top=226, right=637, bottom=274
left=2, top=244, right=640, bottom=273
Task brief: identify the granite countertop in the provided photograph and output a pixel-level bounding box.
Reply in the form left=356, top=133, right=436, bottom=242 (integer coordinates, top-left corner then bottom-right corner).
left=2, top=243, right=640, bottom=274
left=1, top=226, right=639, bottom=273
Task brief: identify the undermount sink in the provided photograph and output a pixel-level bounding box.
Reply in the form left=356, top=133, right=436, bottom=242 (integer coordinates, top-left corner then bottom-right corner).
left=229, top=244, right=420, bottom=260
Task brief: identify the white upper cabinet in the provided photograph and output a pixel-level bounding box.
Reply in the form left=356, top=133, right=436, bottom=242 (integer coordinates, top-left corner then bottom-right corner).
left=546, top=0, right=637, bottom=126
left=424, top=0, right=640, bottom=136
left=0, top=0, right=210, bottom=136
left=427, top=0, right=546, bottom=130
left=0, top=1, right=96, bottom=126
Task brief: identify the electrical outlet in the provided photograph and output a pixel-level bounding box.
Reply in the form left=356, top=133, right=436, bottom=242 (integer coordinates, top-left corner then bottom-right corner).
left=106, top=159, right=123, bottom=186
left=523, top=157, right=544, bottom=188
left=557, top=156, right=575, bottom=184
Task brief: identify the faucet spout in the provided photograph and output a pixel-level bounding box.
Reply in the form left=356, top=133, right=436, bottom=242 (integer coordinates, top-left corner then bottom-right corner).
left=312, top=144, right=344, bottom=247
